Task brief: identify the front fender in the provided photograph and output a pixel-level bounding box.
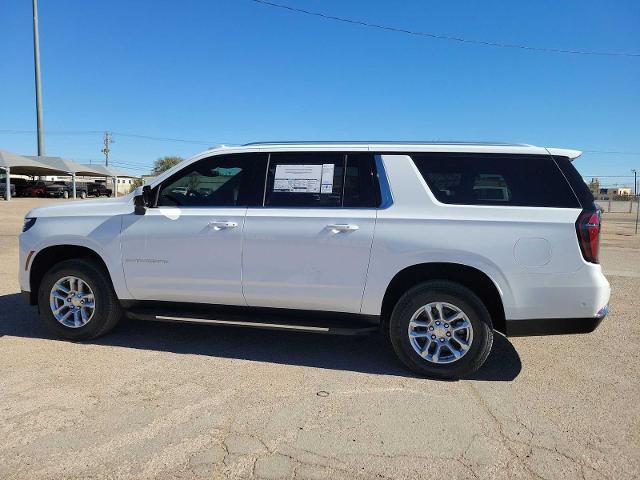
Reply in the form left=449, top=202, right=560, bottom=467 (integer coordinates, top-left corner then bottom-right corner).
left=22, top=215, right=131, bottom=300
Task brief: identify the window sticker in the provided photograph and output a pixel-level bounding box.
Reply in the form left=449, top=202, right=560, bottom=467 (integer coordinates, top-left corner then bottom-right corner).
left=273, top=164, right=322, bottom=193
left=320, top=163, right=335, bottom=194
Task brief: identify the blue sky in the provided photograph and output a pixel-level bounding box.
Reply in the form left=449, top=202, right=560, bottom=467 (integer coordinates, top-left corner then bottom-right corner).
left=1, top=0, right=639, bottom=182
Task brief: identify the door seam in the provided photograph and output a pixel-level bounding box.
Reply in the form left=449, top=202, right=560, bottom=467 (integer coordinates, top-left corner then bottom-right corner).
left=358, top=209, right=378, bottom=314
left=240, top=207, right=249, bottom=306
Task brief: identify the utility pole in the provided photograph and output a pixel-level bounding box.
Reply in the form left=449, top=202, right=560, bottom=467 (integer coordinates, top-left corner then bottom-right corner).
left=32, top=0, right=45, bottom=156
left=102, top=131, right=113, bottom=166
left=632, top=169, right=638, bottom=235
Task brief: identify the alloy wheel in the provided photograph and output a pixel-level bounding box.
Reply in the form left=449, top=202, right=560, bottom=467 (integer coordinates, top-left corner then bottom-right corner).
left=49, top=276, right=96, bottom=328
left=407, top=302, right=474, bottom=364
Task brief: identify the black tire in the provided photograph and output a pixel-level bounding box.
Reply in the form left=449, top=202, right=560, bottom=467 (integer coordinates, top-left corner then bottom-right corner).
left=389, top=280, right=493, bottom=379
left=37, top=258, right=122, bottom=340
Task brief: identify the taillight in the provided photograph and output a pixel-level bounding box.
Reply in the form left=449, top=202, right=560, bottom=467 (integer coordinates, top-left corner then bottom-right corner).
left=575, top=210, right=600, bottom=263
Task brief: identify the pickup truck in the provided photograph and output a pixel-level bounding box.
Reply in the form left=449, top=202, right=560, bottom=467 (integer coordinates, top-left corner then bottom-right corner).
left=21, top=181, right=50, bottom=197
left=87, top=182, right=113, bottom=197
left=45, top=182, right=88, bottom=199
left=1, top=182, right=16, bottom=199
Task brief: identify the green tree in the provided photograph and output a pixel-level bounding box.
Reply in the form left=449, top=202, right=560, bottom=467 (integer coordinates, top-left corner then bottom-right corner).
left=127, top=177, right=143, bottom=194
left=152, top=156, right=184, bottom=175
left=588, top=178, right=600, bottom=196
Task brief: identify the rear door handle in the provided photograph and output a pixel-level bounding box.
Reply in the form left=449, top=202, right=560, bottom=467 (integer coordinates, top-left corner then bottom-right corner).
left=327, top=224, right=359, bottom=232
left=208, top=221, right=238, bottom=229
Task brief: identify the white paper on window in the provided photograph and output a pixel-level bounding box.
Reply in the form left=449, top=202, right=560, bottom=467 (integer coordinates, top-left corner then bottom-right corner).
left=320, top=163, right=335, bottom=194
left=273, top=164, right=322, bottom=193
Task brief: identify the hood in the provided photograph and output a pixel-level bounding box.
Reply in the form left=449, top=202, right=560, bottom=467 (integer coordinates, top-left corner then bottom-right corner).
left=26, top=193, right=134, bottom=218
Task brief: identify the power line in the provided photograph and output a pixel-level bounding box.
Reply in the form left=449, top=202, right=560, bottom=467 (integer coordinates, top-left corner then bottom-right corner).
left=0, top=129, right=219, bottom=145
left=583, top=150, right=640, bottom=156
left=0, top=129, right=102, bottom=135
left=250, top=0, right=640, bottom=58
left=1, top=129, right=639, bottom=156
left=108, top=159, right=152, bottom=167
left=112, top=132, right=214, bottom=145
left=108, top=158, right=152, bottom=166
left=109, top=161, right=152, bottom=169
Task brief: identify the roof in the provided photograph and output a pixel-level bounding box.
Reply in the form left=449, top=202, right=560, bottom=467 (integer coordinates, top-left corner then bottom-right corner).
left=210, top=141, right=582, bottom=160
left=26, top=156, right=106, bottom=176
left=149, top=140, right=582, bottom=188
left=0, top=150, right=72, bottom=176
left=79, top=164, right=139, bottom=178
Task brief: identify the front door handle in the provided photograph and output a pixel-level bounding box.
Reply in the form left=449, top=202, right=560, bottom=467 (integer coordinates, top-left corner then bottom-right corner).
left=327, top=224, right=359, bottom=232
left=208, top=221, right=238, bottom=230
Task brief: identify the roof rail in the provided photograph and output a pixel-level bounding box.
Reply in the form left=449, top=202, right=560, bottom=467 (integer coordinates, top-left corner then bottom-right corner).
left=242, top=140, right=532, bottom=147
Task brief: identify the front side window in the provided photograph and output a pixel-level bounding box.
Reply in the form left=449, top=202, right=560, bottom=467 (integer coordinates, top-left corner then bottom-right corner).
left=157, top=153, right=267, bottom=207
left=412, top=153, right=580, bottom=208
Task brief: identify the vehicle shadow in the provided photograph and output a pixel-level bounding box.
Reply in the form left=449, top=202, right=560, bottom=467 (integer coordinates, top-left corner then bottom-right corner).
left=0, top=292, right=521, bottom=381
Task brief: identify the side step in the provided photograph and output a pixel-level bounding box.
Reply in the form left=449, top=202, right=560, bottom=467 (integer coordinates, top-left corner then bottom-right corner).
left=125, top=304, right=380, bottom=336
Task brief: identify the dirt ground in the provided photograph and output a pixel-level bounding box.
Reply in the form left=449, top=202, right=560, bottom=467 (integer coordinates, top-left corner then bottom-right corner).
left=1, top=198, right=638, bottom=480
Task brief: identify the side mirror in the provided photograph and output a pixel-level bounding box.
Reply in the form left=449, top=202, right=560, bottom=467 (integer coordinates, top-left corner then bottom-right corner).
left=134, top=185, right=151, bottom=215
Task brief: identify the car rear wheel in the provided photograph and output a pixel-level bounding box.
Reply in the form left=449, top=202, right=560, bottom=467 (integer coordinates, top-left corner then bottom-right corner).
left=389, top=280, right=493, bottom=379
left=37, top=258, right=122, bottom=340
left=80, top=191, right=87, bottom=199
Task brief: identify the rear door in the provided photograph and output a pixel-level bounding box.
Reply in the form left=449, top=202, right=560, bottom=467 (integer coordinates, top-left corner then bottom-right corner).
left=242, top=152, right=380, bottom=313
left=121, top=152, right=267, bottom=305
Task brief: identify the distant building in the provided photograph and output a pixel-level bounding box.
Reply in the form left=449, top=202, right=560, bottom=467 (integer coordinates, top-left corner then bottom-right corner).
left=598, top=187, right=632, bottom=199
left=608, top=187, right=632, bottom=196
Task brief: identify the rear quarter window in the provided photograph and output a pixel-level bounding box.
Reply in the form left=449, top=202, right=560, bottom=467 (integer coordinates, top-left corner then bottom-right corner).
left=551, top=155, right=596, bottom=210
left=411, top=153, right=581, bottom=208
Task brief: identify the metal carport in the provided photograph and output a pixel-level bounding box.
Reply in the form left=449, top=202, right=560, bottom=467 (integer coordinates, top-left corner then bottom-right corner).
left=0, top=150, right=69, bottom=200
left=26, top=156, right=105, bottom=199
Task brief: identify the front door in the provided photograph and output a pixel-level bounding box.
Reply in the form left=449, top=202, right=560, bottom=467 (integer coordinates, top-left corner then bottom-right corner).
left=242, top=152, right=380, bottom=313
left=121, top=152, right=267, bottom=305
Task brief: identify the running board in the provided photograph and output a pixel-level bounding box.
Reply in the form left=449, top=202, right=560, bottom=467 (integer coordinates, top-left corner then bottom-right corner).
left=125, top=305, right=379, bottom=336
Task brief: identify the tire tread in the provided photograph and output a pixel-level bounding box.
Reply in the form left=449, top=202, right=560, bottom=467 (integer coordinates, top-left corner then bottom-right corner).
left=389, top=280, right=494, bottom=378
left=38, top=257, right=122, bottom=340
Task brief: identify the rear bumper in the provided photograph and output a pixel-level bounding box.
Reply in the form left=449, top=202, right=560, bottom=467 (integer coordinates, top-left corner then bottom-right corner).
left=505, top=305, right=608, bottom=337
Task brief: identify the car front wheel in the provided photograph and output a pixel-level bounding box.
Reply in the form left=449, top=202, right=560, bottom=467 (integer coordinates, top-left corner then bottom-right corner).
left=37, top=258, right=122, bottom=340
left=389, top=280, right=493, bottom=379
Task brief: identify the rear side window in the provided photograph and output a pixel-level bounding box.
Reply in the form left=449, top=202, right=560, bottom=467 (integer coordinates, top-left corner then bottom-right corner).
left=343, top=153, right=380, bottom=207
left=411, top=153, right=580, bottom=208
left=265, top=152, right=379, bottom=208
left=266, top=152, right=344, bottom=207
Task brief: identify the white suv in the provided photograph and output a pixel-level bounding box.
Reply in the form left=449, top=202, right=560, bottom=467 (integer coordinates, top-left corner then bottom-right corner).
left=19, top=142, right=610, bottom=378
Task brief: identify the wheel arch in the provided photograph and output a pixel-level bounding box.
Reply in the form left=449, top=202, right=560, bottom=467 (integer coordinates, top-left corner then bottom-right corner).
left=28, top=245, right=112, bottom=305
left=380, top=262, right=506, bottom=334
